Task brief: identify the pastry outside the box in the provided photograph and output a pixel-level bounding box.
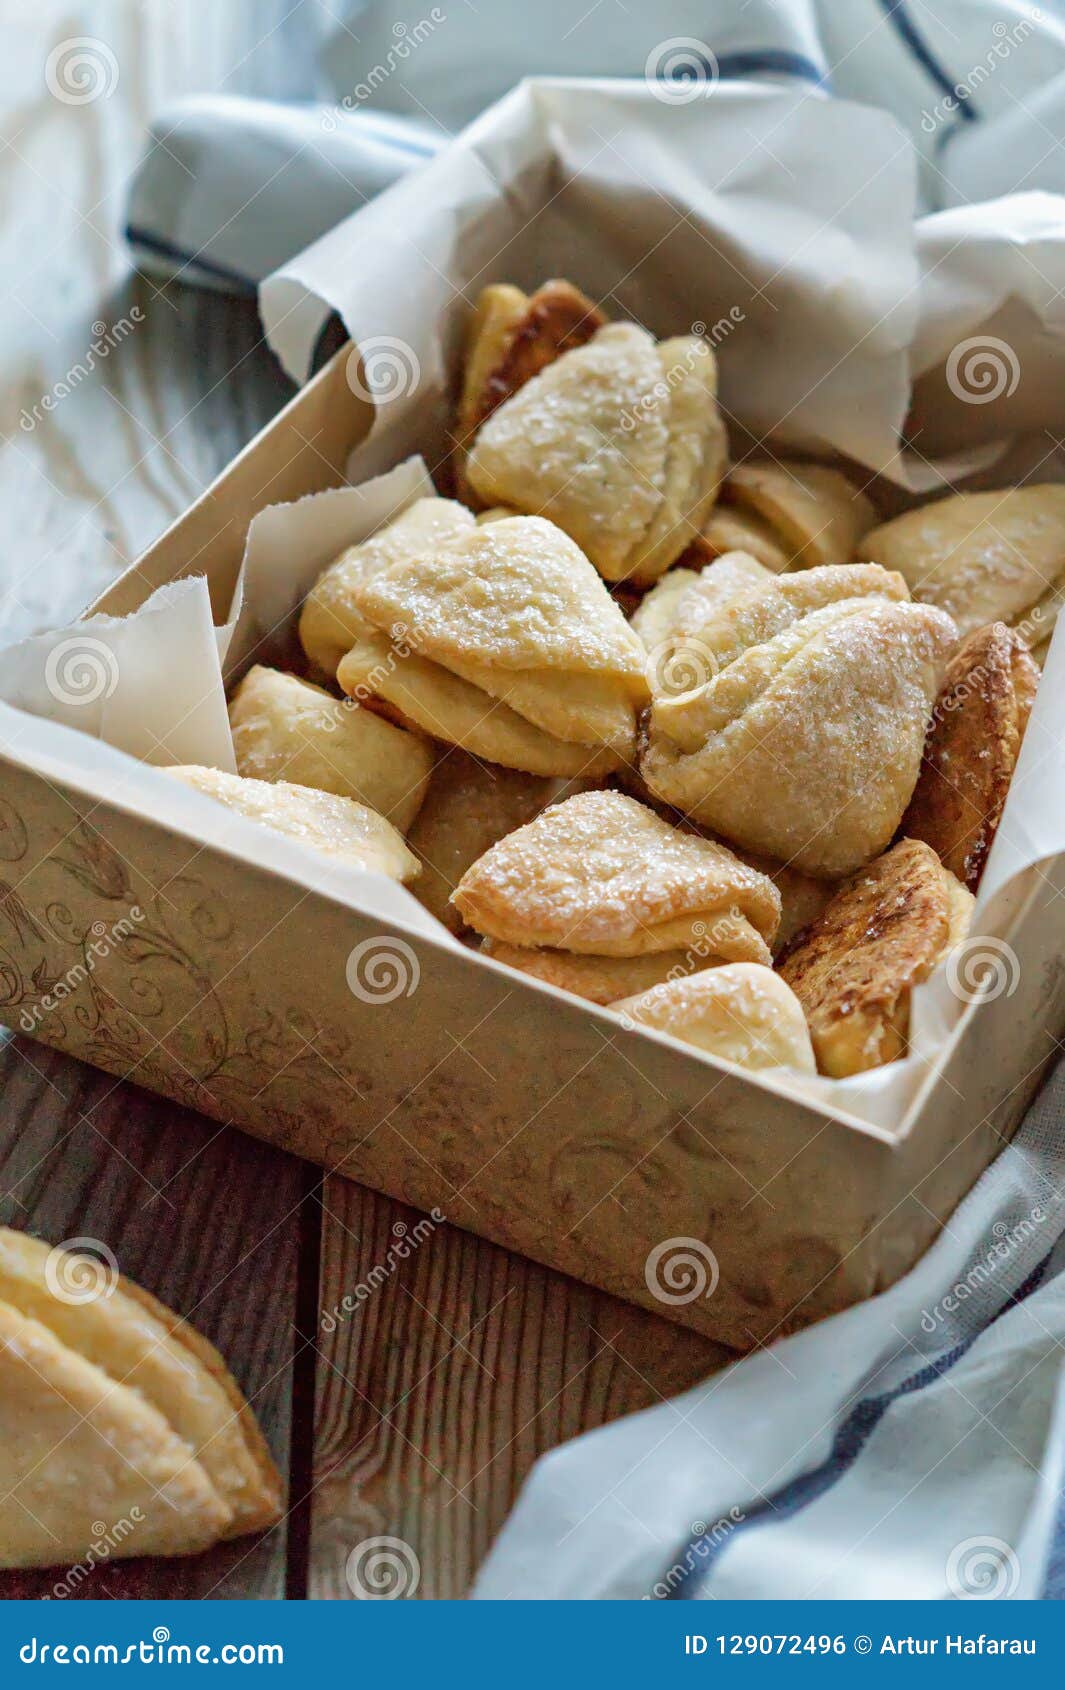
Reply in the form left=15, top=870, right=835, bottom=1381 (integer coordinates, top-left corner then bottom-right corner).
left=0, top=1229, right=281, bottom=1570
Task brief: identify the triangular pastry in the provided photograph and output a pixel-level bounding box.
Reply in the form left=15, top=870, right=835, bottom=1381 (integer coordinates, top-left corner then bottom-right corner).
left=778, top=838, right=974, bottom=1076
left=452, top=279, right=606, bottom=497
left=0, top=1300, right=233, bottom=1570
left=641, top=561, right=957, bottom=877
left=299, top=497, right=475, bottom=677
left=452, top=790, right=780, bottom=961
left=341, top=516, right=649, bottom=775
left=163, top=767, right=420, bottom=882
left=464, top=323, right=727, bottom=585
left=699, top=503, right=791, bottom=572
left=0, top=1230, right=281, bottom=1542
left=724, top=459, right=875, bottom=568
left=229, top=665, right=433, bottom=833
left=612, top=963, right=816, bottom=1074
left=406, top=752, right=595, bottom=934
left=859, top=485, right=1065, bottom=637
left=901, top=622, right=1040, bottom=890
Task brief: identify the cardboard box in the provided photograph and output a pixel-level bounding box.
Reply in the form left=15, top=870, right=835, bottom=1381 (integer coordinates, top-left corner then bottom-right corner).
left=0, top=339, right=1060, bottom=1353
left=4, top=81, right=1065, bottom=1350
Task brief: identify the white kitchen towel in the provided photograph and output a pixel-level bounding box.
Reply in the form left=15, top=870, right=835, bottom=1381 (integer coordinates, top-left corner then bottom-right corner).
left=473, top=1053, right=1065, bottom=1601
left=126, top=0, right=1063, bottom=296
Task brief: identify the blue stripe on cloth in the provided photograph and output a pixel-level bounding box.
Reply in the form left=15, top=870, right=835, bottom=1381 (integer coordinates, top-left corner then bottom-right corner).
left=665, top=1252, right=1053, bottom=1599
left=712, top=50, right=829, bottom=89
left=124, top=224, right=259, bottom=294
left=875, top=0, right=979, bottom=122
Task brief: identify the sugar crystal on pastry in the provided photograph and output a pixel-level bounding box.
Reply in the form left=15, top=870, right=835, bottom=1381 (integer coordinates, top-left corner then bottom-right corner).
left=452, top=789, right=779, bottom=961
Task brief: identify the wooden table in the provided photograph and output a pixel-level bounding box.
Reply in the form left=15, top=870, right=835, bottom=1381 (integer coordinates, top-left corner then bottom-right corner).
left=0, top=0, right=727, bottom=1600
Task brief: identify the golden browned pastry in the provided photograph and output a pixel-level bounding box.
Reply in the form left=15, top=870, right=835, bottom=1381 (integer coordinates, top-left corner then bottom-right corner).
left=640, top=558, right=958, bottom=877
left=480, top=939, right=708, bottom=1007
left=229, top=665, right=434, bottom=833
left=452, top=790, right=780, bottom=962
left=723, top=459, right=876, bottom=568
left=407, top=752, right=594, bottom=934
left=859, top=485, right=1065, bottom=638
left=778, top=838, right=974, bottom=1077
left=0, top=1229, right=282, bottom=1570
left=163, top=766, right=420, bottom=882
left=464, top=322, right=727, bottom=585
left=337, top=515, right=649, bottom=777
left=452, top=279, right=606, bottom=496
left=900, top=622, right=1040, bottom=890
left=612, top=962, right=816, bottom=1074
left=299, top=497, right=476, bottom=677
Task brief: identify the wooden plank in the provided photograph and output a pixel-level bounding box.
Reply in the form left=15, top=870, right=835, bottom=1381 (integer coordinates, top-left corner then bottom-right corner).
left=0, top=1032, right=308, bottom=1598
left=308, top=1178, right=730, bottom=1599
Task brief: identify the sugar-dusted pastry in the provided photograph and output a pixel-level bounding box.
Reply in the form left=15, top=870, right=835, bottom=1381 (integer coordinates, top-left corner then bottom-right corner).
left=0, top=1229, right=281, bottom=1550
left=612, top=963, right=816, bottom=1074
left=464, top=321, right=728, bottom=585
left=407, top=751, right=594, bottom=934
left=337, top=515, right=649, bottom=776
left=299, top=496, right=476, bottom=677
left=901, top=622, right=1040, bottom=890
left=229, top=665, right=434, bottom=833
left=481, top=939, right=706, bottom=1007
left=452, top=279, right=606, bottom=496
left=699, top=503, right=791, bottom=572
left=723, top=459, right=876, bottom=569
left=778, top=838, right=974, bottom=1077
left=641, top=558, right=957, bottom=877
left=164, top=766, right=420, bottom=882
left=859, top=485, right=1065, bottom=637
left=0, top=1231, right=282, bottom=1570
left=452, top=790, right=780, bottom=962
left=638, top=553, right=908, bottom=698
